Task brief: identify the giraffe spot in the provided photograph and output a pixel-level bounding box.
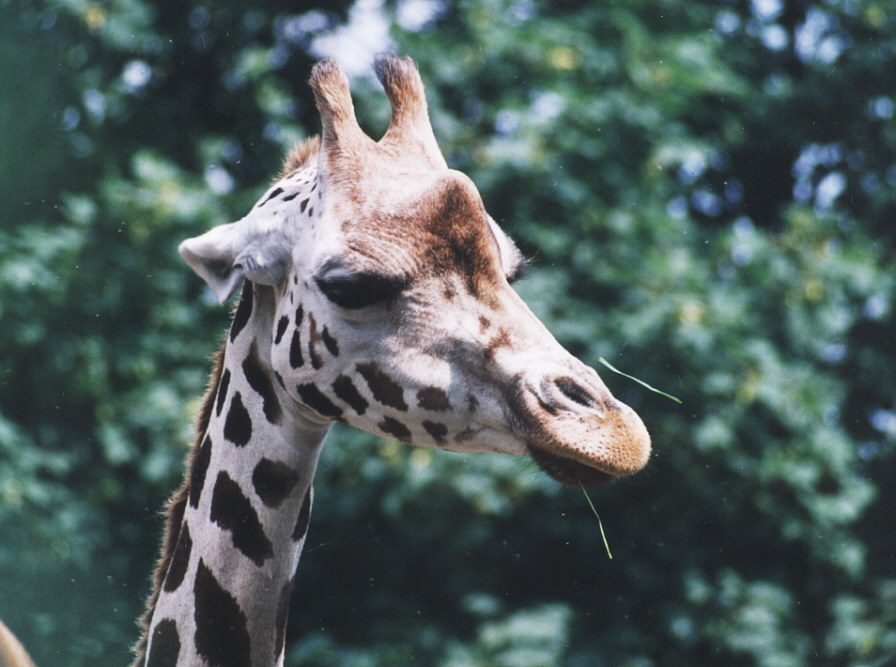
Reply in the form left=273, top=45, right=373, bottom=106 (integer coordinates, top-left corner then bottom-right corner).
left=478, top=315, right=491, bottom=333
left=417, top=386, right=451, bottom=411
left=425, top=180, right=503, bottom=301
left=242, top=341, right=283, bottom=424
left=422, top=420, right=448, bottom=443
left=300, top=198, right=309, bottom=213
left=282, top=192, right=299, bottom=202
left=274, top=371, right=285, bottom=388
left=163, top=522, right=192, bottom=593
left=258, top=186, right=284, bottom=207
left=289, top=329, right=304, bottom=368
left=229, top=282, right=253, bottom=343
left=455, top=427, right=476, bottom=443
left=484, top=328, right=512, bottom=361
left=274, top=581, right=293, bottom=660
left=357, top=362, right=408, bottom=411
left=296, top=383, right=343, bottom=419
left=210, top=471, right=274, bottom=566
left=146, top=618, right=180, bottom=667
left=194, top=559, right=251, bottom=667
left=332, top=375, right=368, bottom=415
left=223, top=392, right=252, bottom=447
left=307, top=313, right=324, bottom=369
left=189, top=435, right=212, bottom=509
left=379, top=416, right=412, bottom=442
left=215, top=369, right=231, bottom=417
left=308, top=206, right=314, bottom=217
left=295, top=304, right=304, bottom=325
left=292, top=488, right=312, bottom=541
left=321, top=326, right=340, bottom=356
left=252, top=458, right=301, bottom=508
left=274, top=315, right=289, bottom=345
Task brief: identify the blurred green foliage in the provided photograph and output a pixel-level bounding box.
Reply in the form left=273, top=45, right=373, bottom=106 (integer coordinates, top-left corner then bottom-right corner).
left=1, top=0, right=894, bottom=665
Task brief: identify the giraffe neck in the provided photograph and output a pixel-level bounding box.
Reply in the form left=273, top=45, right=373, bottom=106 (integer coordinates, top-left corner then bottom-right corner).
left=136, top=283, right=331, bottom=667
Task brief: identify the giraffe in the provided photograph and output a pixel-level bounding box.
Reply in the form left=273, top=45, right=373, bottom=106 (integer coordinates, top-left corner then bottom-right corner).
left=132, top=54, right=651, bottom=667
left=0, top=620, right=36, bottom=667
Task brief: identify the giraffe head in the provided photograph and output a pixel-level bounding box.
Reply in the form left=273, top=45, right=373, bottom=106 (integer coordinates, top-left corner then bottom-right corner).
left=179, top=55, right=650, bottom=486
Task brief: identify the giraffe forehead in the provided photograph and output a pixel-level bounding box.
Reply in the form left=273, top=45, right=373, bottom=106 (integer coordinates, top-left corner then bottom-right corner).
left=256, top=143, right=511, bottom=292
left=340, top=172, right=504, bottom=286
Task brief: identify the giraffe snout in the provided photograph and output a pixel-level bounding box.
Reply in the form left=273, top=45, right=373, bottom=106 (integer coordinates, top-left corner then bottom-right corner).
left=512, top=368, right=652, bottom=487
left=538, top=376, right=606, bottom=415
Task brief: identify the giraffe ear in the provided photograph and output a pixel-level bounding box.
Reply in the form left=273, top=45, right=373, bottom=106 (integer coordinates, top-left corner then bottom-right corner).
left=179, top=221, right=293, bottom=304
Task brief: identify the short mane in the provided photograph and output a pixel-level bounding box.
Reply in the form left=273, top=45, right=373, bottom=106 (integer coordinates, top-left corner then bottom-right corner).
left=277, top=136, right=321, bottom=180
left=130, top=344, right=226, bottom=664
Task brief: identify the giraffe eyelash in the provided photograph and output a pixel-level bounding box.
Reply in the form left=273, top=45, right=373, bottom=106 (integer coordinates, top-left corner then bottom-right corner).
left=505, top=257, right=529, bottom=285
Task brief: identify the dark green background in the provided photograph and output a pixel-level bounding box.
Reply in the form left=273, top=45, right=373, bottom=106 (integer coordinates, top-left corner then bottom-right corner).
left=1, top=0, right=894, bottom=665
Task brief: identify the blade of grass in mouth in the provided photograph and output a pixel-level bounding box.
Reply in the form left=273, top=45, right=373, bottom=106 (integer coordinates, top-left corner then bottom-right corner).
left=598, top=357, right=683, bottom=404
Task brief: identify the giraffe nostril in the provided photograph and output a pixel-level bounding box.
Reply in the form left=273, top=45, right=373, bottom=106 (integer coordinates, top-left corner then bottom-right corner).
left=553, top=377, right=595, bottom=409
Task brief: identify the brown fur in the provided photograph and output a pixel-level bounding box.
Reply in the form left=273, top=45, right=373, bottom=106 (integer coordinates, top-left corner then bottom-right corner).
left=420, top=175, right=503, bottom=296
left=310, top=54, right=446, bottom=202
left=343, top=173, right=504, bottom=305
left=309, top=59, right=373, bottom=157
left=374, top=55, right=426, bottom=126
left=130, top=345, right=226, bottom=665
left=277, top=136, right=321, bottom=180
left=304, top=55, right=499, bottom=301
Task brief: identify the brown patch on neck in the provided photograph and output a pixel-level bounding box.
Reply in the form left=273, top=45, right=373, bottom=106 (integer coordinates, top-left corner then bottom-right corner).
left=130, top=343, right=227, bottom=665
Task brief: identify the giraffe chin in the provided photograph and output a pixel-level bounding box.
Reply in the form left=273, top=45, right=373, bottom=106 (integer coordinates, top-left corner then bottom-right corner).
left=526, top=445, right=617, bottom=487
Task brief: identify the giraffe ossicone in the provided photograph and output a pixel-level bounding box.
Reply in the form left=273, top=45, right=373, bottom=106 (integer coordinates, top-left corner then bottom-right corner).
left=136, top=54, right=650, bottom=667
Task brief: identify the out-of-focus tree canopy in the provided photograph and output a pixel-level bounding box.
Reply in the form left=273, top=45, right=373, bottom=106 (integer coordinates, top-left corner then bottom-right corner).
left=1, top=0, right=894, bottom=665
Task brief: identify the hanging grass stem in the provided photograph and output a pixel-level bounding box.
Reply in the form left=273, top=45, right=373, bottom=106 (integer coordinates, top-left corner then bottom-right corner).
left=579, top=482, right=613, bottom=560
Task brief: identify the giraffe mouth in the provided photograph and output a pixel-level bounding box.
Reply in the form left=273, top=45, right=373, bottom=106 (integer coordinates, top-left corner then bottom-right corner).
left=526, top=444, right=617, bottom=487
left=507, top=374, right=651, bottom=487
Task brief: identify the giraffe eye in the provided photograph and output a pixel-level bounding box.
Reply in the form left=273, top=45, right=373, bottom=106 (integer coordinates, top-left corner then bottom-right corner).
left=315, top=272, right=408, bottom=309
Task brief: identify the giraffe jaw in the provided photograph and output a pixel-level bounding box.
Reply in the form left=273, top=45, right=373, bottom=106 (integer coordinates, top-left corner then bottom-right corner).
left=525, top=445, right=618, bottom=487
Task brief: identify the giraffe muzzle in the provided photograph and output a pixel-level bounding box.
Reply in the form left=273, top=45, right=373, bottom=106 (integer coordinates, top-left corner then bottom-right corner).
left=511, top=371, right=652, bottom=487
